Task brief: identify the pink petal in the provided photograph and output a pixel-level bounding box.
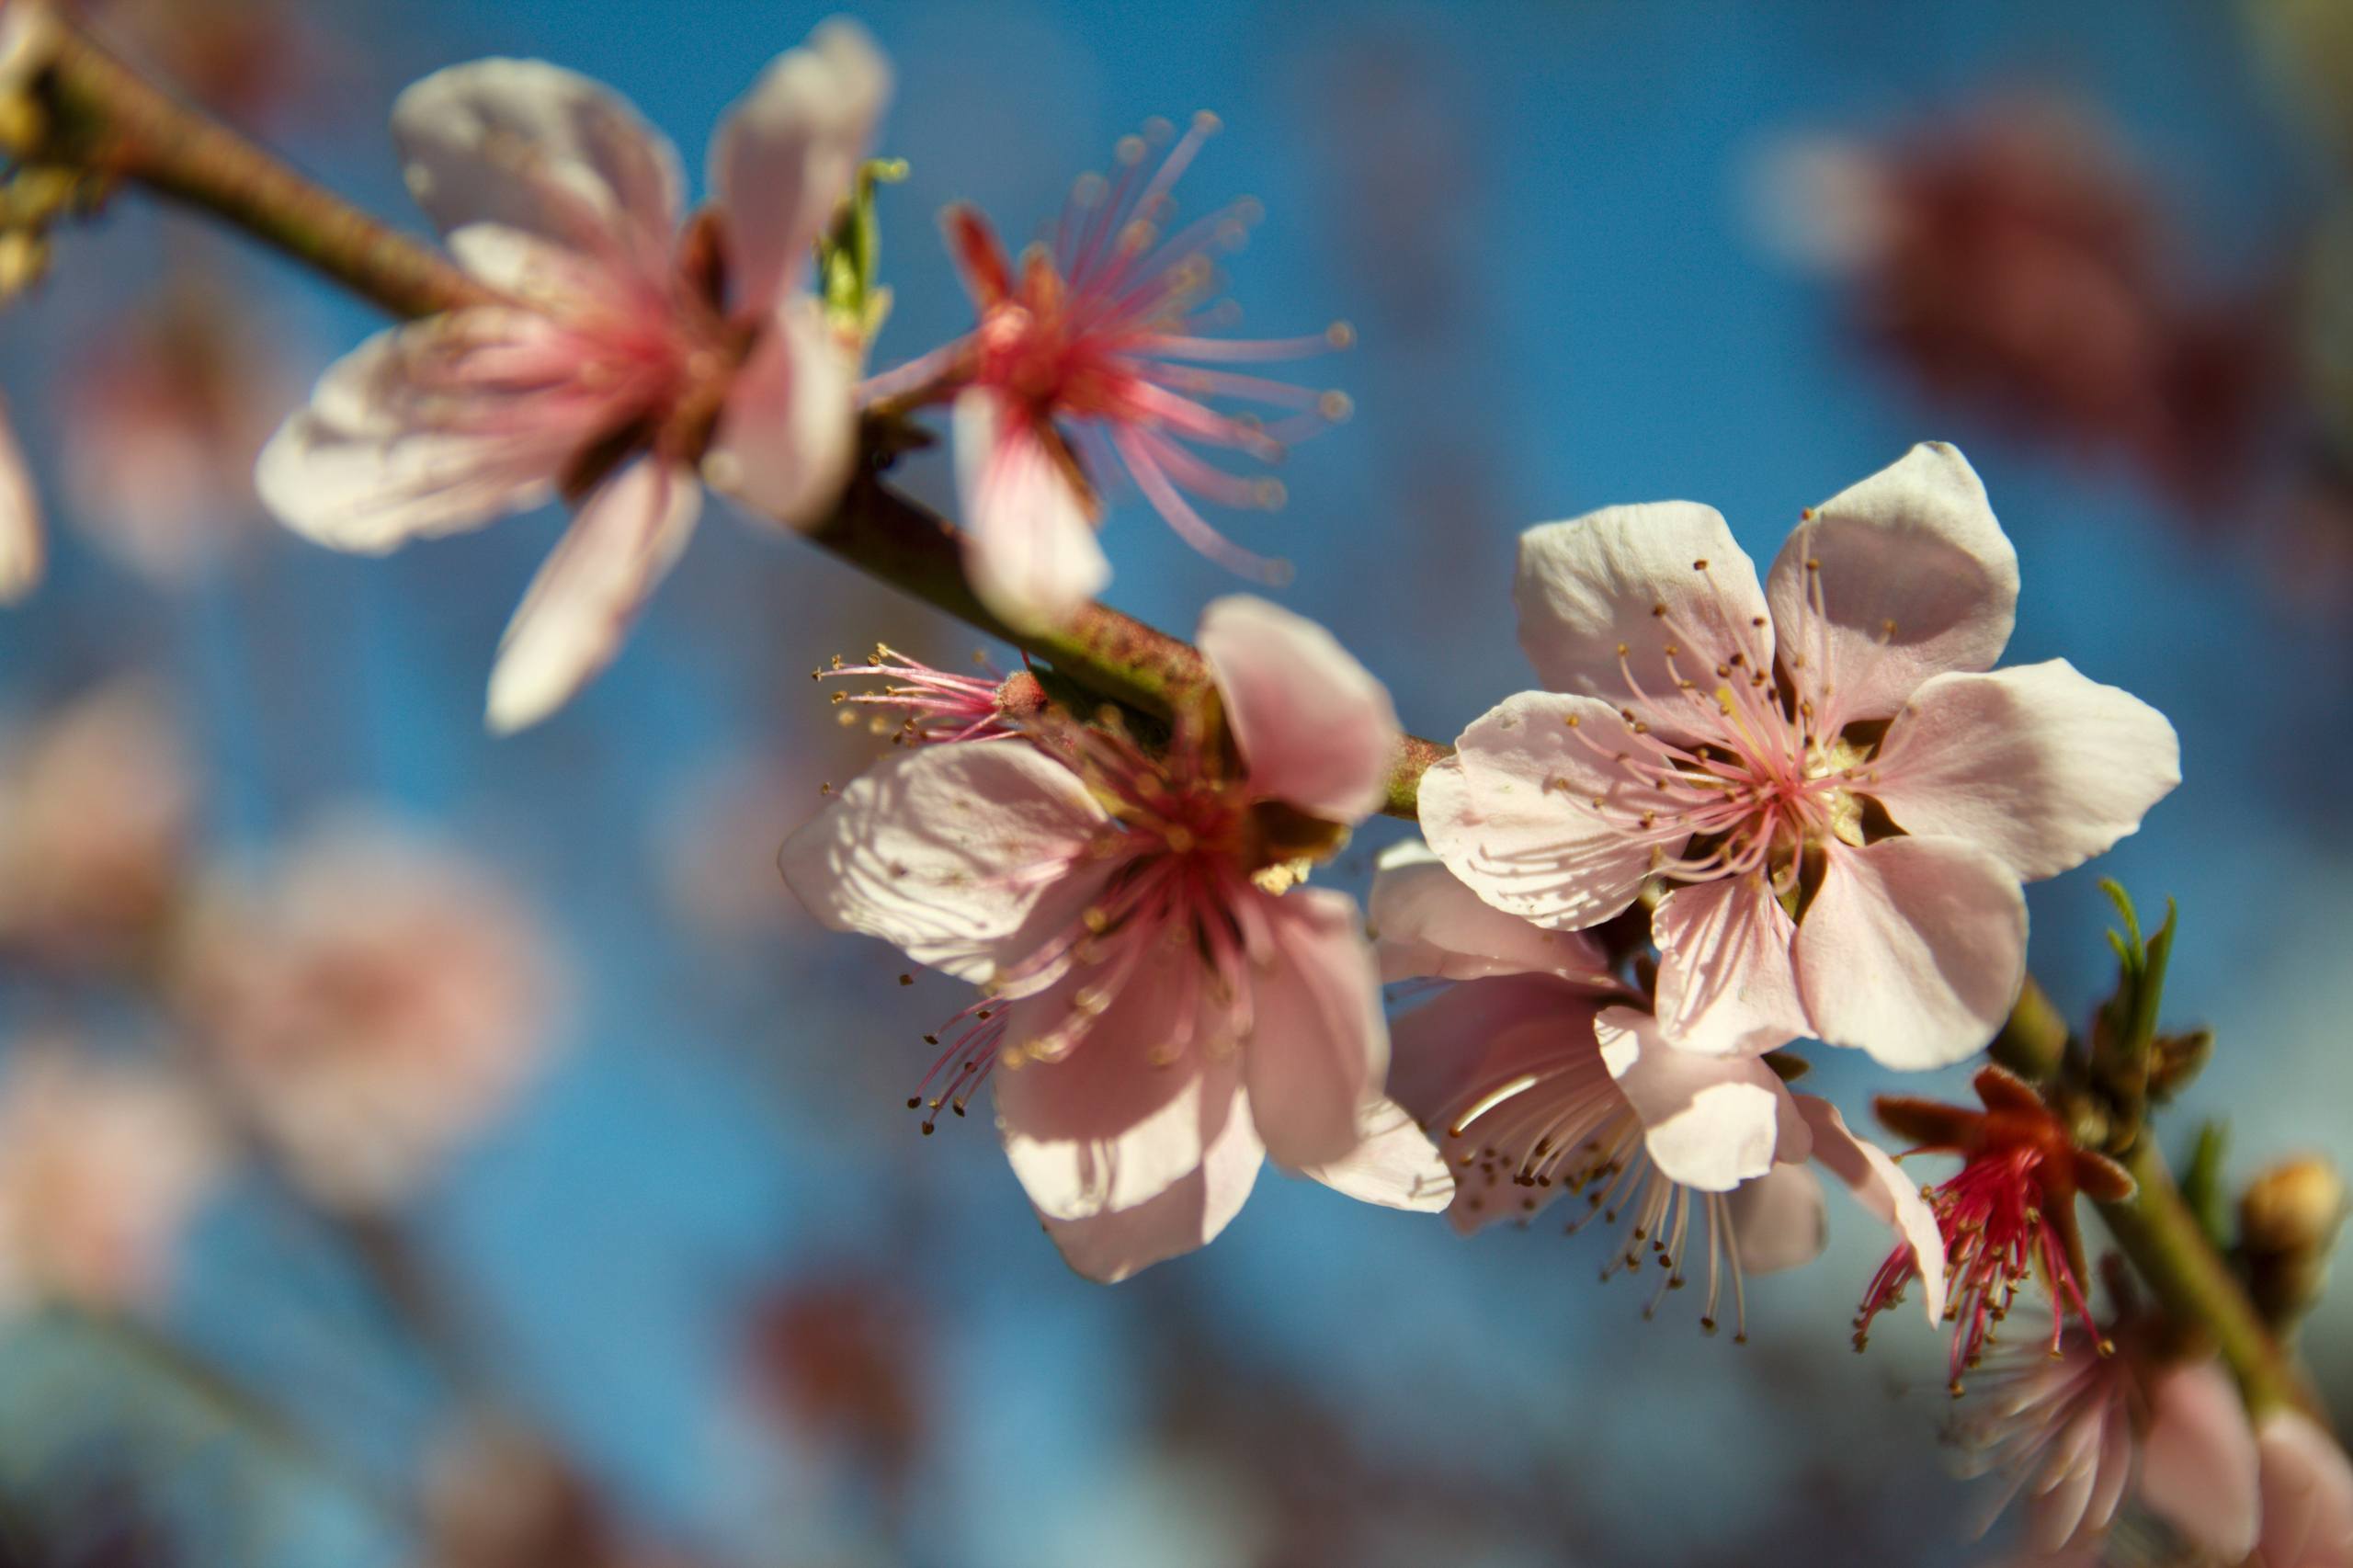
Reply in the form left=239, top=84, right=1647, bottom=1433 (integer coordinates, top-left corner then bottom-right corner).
left=1383, top=974, right=1604, bottom=1141
left=391, top=58, right=681, bottom=272
left=1196, top=595, right=1401, bottom=824
left=1795, top=1093, right=1946, bottom=1324
left=778, top=741, right=1109, bottom=984
left=1032, top=1094, right=1264, bottom=1284
left=484, top=460, right=702, bottom=733
left=708, top=19, right=891, bottom=314
left=1299, top=1095, right=1455, bottom=1212
left=1244, top=889, right=1390, bottom=1171
left=1368, top=839, right=1611, bottom=986
left=1652, top=873, right=1811, bottom=1057
left=996, top=976, right=1251, bottom=1225
left=2138, top=1359, right=2261, bottom=1561
left=705, top=297, right=858, bottom=528
left=1592, top=1006, right=1798, bottom=1192
left=1726, top=1163, right=1827, bottom=1275
left=1513, top=501, right=1773, bottom=746
left=953, top=389, right=1108, bottom=631
left=1793, top=837, right=2027, bottom=1071
left=1868, top=661, right=2181, bottom=883
left=0, top=395, right=40, bottom=604
left=255, top=311, right=586, bottom=552
left=1766, top=443, right=2018, bottom=728
left=2257, top=1410, right=2353, bottom=1568
left=1417, top=692, right=1658, bottom=932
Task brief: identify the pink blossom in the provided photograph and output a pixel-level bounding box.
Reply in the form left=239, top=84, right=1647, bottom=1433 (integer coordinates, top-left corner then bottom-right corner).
left=2256, top=1410, right=2353, bottom=1568
left=172, top=816, right=562, bottom=1211
left=782, top=596, right=1446, bottom=1281
left=256, top=25, right=889, bottom=732
left=813, top=643, right=1047, bottom=745
left=1419, top=443, right=2180, bottom=1070
left=0, top=1042, right=224, bottom=1315
left=0, top=678, right=195, bottom=968
left=1956, top=1331, right=2259, bottom=1561
left=1373, top=842, right=1943, bottom=1336
left=861, top=114, right=1353, bottom=631
left=59, top=287, right=299, bottom=586
left=0, top=392, right=40, bottom=604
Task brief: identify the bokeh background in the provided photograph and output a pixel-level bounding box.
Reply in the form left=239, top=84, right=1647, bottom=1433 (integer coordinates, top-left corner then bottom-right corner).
left=1, top=0, right=2348, bottom=1563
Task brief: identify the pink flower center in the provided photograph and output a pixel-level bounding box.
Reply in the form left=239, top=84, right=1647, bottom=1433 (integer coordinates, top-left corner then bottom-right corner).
left=1559, top=553, right=1883, bottom=901
left=906, top=721, right=1330, bottom=1133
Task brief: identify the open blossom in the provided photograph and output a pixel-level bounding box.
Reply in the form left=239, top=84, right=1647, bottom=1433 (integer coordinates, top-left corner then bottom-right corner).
left=0, top=1043, right=224, bottom=1316
left=1957, top=1328, right=2258, bottom=1561
left=1373, top=842, right=1943, bottom=1336
left=783, top=596, right=1447, bottom=1281
left=0, top=679, right=195, bottom=968
left=1419, top=443, right=2179, bottom=1069
left=2256, top=1410, right=2353, bottom=1568
left=860, top=113, right=1352, bottom=631
left=256, top=24, right=889, bottom=732
left=813, top=644, right=1046, bottom=745
left=172, top=817, right=561, bottom=1211
left=1857, top=1064, right=2133, bottom=1392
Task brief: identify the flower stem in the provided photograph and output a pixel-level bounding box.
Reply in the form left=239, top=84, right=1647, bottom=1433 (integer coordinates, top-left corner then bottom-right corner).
left=2098, top=1138, right=2313, bottom=1418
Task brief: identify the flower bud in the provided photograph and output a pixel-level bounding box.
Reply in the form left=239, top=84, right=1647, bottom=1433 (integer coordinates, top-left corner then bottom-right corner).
left=2239, top=1154, right=2347, bottom=1332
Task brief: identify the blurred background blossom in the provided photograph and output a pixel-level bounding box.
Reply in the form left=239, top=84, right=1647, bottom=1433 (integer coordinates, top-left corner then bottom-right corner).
left=0, top=0, right=2347, bottom=1564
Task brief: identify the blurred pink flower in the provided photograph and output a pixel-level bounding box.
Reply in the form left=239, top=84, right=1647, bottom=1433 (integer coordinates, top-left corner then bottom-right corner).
left=2257, top=1410, right=2353, bottom=1568
left=1756, top=102, right=2279, bottom=511
left=783, top=596, right=1447, bottom=1281
left=0, top=1042, right=223, bottom=1316
left=0, top=678, right=195, bottom=968
left=1957, top=1330, right=2258, bottom=1562
left=256, top=24, right=889, bottom=732
left=174, top=818, right=561, bottom=1211
left=1373, top=841, right=1942, bottom=1336
left=420, top=1413, right=688, bottom=1568
left=1419, top=443, right=2178, bottom=1070
left=863, top=114, right=1352, bottom=630
left=58, top=286, right=299, bottom=586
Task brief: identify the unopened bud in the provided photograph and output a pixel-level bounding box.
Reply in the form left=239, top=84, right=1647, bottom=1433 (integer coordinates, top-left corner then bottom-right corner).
left=2240, top=1154, right=2347, bottom=1332
left=2145, top=1027, right=2213, bottom=1104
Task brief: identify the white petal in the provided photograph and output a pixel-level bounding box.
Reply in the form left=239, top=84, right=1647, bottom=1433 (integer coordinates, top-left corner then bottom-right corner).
left=1197, top=595, right=1400, bottom=824
left=2256, top=1409, right=2353, bottom=1568
left=1767, top=443, right=2018, bottom=728
left=777, top=742, right=1110, bottom=984
left=1651, top=873, right=1811, bottom=1056
left=1514, top=501, right=1773, bottom=746
left=1299, top=1096, right=1455, bottom=1212
left=256, top=312, right=584, bottom=553
left=705, top=297, right=858, bottom=528
left=0, top=396, right=40, bottom=603
left=1795, top=1093, right=1946, bottom=1324
left=1417, top=692, right=1659, bottom=932
left=1368, top=839, right=1612, bottom=985
left=485, top=460, right=701, bottom=733
left=392, top=58, right=680, bottom=267
left=709, top=19, right=891, bottom=313
left=954, top=389, right=1107, bottom=631
left=1869, top=661, right=2181, bottom=883
left=1793, top=837, right=2027, bottom=1072
left=1593, top=1006, right=1795, bottom=1192
left=1243, top=890, right=1390, bottom=1172
left=1033, top=1092, right=1263, bottom=1284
